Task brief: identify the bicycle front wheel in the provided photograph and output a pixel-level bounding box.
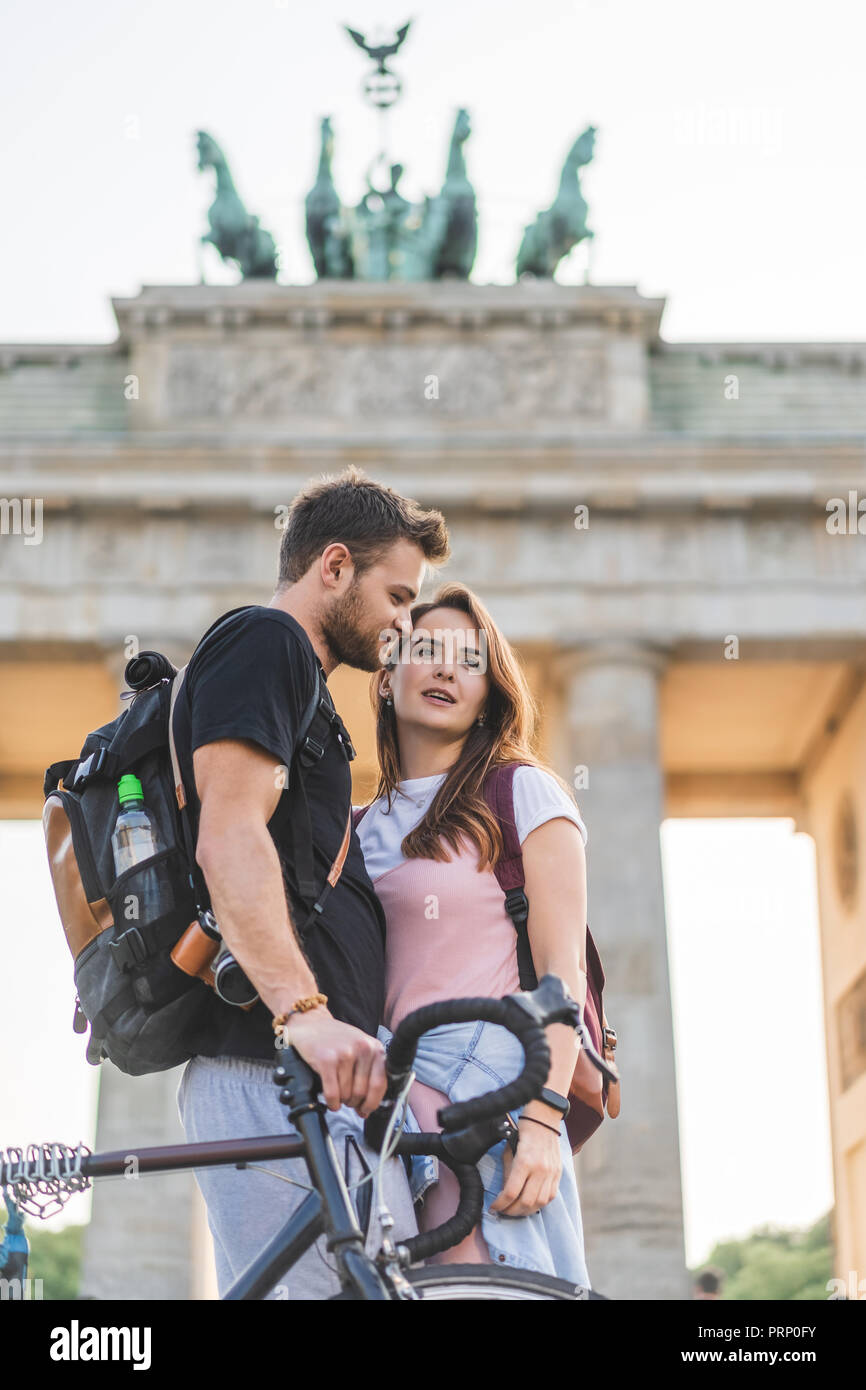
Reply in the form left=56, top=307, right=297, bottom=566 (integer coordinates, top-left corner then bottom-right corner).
left=334, top=1263, right=606, bottom=1300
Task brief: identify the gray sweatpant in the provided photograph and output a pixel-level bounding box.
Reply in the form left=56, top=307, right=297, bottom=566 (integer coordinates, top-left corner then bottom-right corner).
left=176, top=1052, right=419, bottom=1300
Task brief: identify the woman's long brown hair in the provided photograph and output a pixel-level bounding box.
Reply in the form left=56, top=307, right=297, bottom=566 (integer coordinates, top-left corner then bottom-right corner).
left=367, top=581, right=581, bottom=869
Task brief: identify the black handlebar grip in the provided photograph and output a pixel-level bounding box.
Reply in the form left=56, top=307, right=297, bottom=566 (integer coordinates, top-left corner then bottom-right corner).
left=394, top=1133, right=484, bottom=1263
left=385, top=994, right=551, bottom=1129
left=386, top=995, right=546, bottom=1083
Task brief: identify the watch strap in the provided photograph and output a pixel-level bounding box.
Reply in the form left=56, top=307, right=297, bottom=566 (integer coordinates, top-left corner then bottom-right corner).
left=539, top=1087, right=570, bottom=1118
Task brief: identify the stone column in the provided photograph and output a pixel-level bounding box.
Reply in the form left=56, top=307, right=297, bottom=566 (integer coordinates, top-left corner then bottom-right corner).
left=79, top=647, right=208, bottom=1300
left=555, top=639, right=690, bottom=1300
left=79, top=1065, right=200, bottom=1300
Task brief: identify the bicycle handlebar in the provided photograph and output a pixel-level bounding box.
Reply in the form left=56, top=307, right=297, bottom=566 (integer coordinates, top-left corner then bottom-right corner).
left=0, top=976, right=619, bottom=1283
left=371, top=973, right=620, bottom=1263
left=383, top=972, right=618, bottom=1116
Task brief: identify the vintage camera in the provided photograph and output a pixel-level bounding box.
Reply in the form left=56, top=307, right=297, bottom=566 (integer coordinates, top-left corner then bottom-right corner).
left=171, top=909, right=259, bottom=1008
left=212, top=940, right=259, bottom=1008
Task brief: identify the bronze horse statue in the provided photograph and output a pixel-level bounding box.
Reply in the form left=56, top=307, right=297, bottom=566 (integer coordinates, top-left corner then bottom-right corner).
left=516, top=125, right=596, bottom=278
left=196, top=131, right=278, bottom=280
left=304, top=108, right=478, bottom=281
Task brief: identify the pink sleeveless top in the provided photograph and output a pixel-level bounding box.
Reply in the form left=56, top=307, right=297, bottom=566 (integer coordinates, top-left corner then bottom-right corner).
left=372, top=836, right=521, bottom=1264
left=374, top=834, right=521, bottom=1034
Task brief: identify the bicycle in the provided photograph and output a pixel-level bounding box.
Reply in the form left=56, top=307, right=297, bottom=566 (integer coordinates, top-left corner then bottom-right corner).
left=1, top=974, right=619, bottom=1300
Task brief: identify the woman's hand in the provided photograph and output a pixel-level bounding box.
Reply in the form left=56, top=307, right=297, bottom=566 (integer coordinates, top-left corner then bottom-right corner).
left=489, top=1118, right=563, bottom=1217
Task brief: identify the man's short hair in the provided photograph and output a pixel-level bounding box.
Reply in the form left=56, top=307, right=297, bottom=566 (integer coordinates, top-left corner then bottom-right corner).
left=277, top=466, right=450, bottom=585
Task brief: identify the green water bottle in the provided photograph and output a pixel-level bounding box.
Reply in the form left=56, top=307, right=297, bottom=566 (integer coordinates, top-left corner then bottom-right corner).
left=111, top=774, right=165, bottom=921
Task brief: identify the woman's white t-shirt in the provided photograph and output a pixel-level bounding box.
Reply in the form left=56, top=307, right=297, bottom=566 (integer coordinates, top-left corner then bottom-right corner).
left=356, top=765, right=587, bottom=880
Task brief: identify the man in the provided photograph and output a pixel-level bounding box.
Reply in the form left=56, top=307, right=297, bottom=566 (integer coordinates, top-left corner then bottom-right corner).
left=173, top=466, right=450, bottom=1297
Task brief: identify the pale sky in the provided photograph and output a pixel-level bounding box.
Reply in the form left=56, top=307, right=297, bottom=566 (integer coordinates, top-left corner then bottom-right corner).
left=0, top=817, right=833, bottom=1268
left=0, top=0, right=864, bottom=342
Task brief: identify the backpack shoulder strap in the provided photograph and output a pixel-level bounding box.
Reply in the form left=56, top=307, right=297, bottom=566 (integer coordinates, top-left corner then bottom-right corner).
left=484, top=763, right=526, bottom=891
left=280, top=663, right=357, bottom=932
left=284, top=665, right=335, bottom=902
left=297, top=668, right=325, bottom=751
left=353, top=804, right=372, bottom=831
left=484, top=762, right=614, bottom=1128
left=295, top=665, right=356, bottom=769
left=167, top=608, right=259, bottom=814
left=482, top=762, right=537, bottom=990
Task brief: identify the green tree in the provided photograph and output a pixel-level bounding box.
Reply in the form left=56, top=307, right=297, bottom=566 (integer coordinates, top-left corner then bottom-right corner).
left=692, top=1211, right=834, bottom=1300
left=21, top=1220, right=84, bottom=1300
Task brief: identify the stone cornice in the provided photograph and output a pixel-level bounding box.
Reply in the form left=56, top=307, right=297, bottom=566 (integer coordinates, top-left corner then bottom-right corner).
left=3, top=321, right=865, bottom=375
left=109, top=281, right=667, bottom=344
left=1, top=434, right=863, bottom=517
left=1, top=432, right=863, bottom=463
left=0, top=342, right=125, bottom=368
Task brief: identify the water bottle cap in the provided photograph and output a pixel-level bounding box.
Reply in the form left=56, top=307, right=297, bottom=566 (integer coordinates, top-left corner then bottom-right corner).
left=117, top=773, right=144, bottom=805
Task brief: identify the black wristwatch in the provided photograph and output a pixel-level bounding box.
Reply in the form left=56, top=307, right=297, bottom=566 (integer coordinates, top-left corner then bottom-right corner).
left=539, top=1087, right=570, bottom=1119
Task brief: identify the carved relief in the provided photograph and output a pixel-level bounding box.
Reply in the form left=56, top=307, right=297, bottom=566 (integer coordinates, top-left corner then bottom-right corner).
left=162, top=343, right=606, bottom=422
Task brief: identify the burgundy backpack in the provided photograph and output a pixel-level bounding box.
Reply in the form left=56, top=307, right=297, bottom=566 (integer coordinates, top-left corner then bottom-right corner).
left=354, top=761, right=620, bottom=1154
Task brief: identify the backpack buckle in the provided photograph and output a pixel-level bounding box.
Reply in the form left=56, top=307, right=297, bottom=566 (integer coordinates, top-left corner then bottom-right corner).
left=109, top=927, right=148, bottom=970
left=317, top=695, right=336, bottom=723
left=300, top=735, right=325, bottom=764
left=503, top=889, right=529, bottom=924
left=331, top=710, right=356, bottom=762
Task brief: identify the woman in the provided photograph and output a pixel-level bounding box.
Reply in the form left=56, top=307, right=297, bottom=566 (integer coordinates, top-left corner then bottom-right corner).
left=355, top=581, right=592, bottom=1283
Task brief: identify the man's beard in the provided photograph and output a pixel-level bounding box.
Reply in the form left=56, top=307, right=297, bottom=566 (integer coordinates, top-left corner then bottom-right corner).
left=319, top=582, right=384, bottom=672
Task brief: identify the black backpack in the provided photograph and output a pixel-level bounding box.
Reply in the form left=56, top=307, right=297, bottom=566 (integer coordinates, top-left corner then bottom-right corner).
left=42, top=607, right=354, bottom=1076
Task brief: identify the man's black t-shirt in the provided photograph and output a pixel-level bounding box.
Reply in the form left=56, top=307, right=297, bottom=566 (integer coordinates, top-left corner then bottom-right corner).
left=172, top=605, right=386, bottom=1058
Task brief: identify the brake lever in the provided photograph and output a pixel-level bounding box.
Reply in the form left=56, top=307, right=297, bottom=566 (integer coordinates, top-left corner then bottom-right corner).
left=573, top=1014, right=620, bottom=1086
left=509, top=973, right=577, bottom=1028
left=510, top=974, right=620, bottom=1087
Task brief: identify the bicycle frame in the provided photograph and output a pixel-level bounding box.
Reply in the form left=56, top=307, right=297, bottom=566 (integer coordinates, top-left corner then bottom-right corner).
left=224, top=1044, right=393, bottom=1300
left=0, top=1091, right=400, bottom=1298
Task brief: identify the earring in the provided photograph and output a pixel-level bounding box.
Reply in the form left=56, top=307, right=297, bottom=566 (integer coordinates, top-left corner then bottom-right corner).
left=477, top=712, right=486, bottom=726
left=385, top=694, right=393, bottom=706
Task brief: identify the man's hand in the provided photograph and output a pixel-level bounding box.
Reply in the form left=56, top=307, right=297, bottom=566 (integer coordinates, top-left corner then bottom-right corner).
left=282, top=1008, right=387, bottom=1118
